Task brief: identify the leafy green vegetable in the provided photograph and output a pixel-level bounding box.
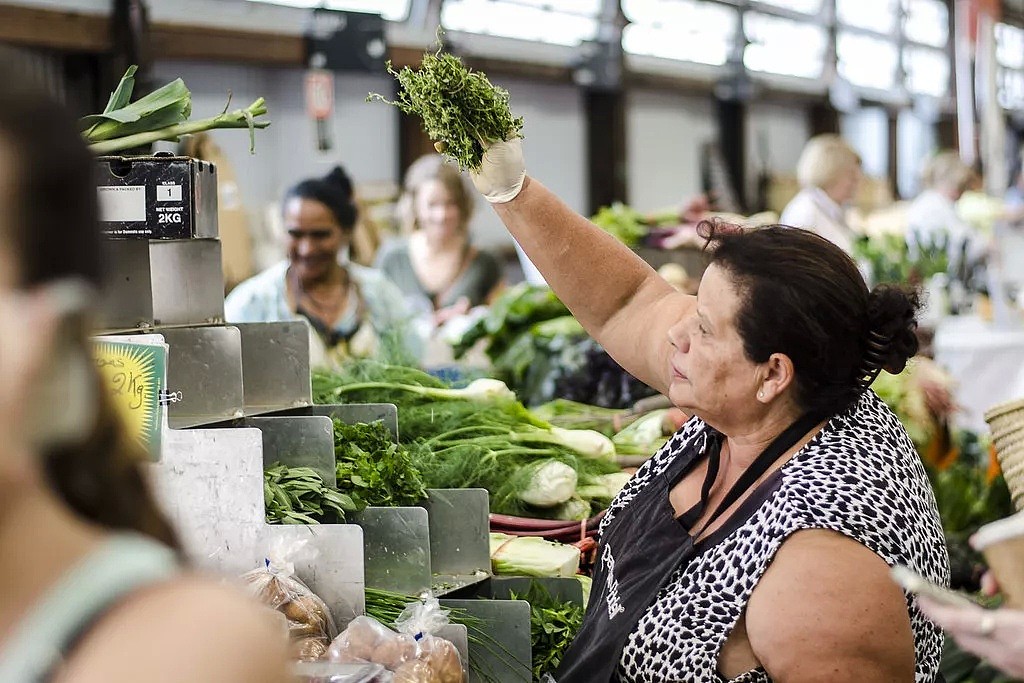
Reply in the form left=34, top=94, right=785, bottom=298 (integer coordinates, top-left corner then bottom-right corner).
left=264, top=463, right=356, bottom=524
left=333, top=419, right=427, bottom=509
left=852, top=232, right=949, bottom=285
left=509, top=583, right=585, bottom=681
left=367, top=39, right=523, bottom=171
left=80, top=66, right=270, bottom=154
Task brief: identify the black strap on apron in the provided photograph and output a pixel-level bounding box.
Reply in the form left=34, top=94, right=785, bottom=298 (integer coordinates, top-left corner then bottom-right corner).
left=554, top=411, right=825, bottom=683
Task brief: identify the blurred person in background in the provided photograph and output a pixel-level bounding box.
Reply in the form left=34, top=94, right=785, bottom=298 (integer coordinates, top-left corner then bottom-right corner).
left=906, top=151, right=988, bottom=280
left=378, top=154, right=503, bottom=328
left=0, top=54, right=288, bottom=683
left=225, top=166, right=420, bottom=366
left=780, top=134, right=863, bottom=253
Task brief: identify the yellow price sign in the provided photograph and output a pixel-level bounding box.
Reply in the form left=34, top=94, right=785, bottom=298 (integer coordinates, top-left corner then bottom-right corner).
left=92, top=339, right=166, bottom=459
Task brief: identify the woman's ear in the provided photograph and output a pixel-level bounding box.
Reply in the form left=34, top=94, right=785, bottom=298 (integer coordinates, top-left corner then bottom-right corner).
left=757, top=353, right=796, bottom=403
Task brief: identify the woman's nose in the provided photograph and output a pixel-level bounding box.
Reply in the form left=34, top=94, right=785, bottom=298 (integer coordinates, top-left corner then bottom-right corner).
left=667, top=318, right=690, bottom=352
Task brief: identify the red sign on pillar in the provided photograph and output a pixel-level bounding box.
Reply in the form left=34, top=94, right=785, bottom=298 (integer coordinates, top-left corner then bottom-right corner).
left=305, top=69, right=334, bottom=152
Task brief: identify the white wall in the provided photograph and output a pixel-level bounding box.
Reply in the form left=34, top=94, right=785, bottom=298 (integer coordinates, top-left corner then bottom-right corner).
left=626, top=89, right=716, bottom=212
left=472, top=76, right=586, bottom=247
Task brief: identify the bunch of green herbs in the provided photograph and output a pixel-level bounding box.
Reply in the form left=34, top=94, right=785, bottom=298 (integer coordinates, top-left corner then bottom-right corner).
left=508, top=583, right=585, bottom=681
left=264, top=463, right=356, bottom=524
left=333, top=419, right=427, bottom=509
left=367, top=41, right=523, bottom=171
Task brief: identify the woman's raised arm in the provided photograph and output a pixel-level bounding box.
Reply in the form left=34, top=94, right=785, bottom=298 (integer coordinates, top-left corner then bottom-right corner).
left=474, top=141, right=694, bottom=395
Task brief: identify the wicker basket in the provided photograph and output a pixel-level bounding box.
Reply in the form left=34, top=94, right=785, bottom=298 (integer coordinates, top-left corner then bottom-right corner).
left=985, top=398, right=1024, bottom=511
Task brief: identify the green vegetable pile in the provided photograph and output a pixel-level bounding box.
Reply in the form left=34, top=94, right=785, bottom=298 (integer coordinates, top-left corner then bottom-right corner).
left=589, top=202, right=680, bottom=248
left=81, top=65, right=269, bottom=155
left=367, top=41, right=523, bottom=171
left=314, top=360, right=622, bottom=518
left=264, top=463, right=355, bottom=524
left=333, top=419, right=427, bottom=510
left=454, top=284, right=656, bottom=408
left=852, top=232, right=949, bottom=286
left=509, top=583, right=585, bottom=681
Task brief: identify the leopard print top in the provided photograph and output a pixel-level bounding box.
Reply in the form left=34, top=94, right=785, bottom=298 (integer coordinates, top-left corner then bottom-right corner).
left=601, top=390, right=949, bottom=682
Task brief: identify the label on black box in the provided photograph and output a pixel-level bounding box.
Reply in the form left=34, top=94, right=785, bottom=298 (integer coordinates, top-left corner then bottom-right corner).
left=98, top=185, right=146, bottom=223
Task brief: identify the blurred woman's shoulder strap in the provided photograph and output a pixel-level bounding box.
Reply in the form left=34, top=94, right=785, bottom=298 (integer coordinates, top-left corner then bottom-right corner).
left=0, top=533, right=177, bottom=682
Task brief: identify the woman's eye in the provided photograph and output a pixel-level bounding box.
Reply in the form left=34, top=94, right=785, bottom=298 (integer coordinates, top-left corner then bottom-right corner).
left=698, top=324, right=709, bottom=335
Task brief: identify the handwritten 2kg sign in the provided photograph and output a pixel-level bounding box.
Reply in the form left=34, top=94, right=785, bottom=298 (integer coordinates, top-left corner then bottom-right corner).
left=93, top=339, right=167, bottom=459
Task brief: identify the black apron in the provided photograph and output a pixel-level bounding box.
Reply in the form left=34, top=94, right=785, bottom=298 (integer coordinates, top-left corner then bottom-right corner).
left=554, top=412, right=824, bottom=683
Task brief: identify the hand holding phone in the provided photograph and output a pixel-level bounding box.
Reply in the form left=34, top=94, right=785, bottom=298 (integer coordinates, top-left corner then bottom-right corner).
left=890, top=566, right=977, bottom=609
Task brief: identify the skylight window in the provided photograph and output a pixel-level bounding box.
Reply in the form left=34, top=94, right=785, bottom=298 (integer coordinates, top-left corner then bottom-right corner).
left=744, top=12, right=827, bottom=78
left=621, top=0, right=738, bottom=65
left=441, top=0, right=600, bottom=46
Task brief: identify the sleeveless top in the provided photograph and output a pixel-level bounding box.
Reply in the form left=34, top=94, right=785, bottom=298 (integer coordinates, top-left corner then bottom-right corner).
left=589, top=391, right=948, bottom=683
left=0, top=533, right=179, bottom=683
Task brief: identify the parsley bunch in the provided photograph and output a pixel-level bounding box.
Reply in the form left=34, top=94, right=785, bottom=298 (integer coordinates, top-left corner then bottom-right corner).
left=368, top=42, right=523, bottom=171
left=333, top=419, right=427, bottom=509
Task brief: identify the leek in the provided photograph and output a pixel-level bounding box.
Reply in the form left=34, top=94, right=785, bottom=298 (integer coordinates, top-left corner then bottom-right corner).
left=80, top=66, right=270, bottom=154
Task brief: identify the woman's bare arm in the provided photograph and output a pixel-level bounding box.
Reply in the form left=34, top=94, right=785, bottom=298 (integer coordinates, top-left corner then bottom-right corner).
left=493, top=177, right=694, bottom=394
left=745, top=529, right=916, bottom=682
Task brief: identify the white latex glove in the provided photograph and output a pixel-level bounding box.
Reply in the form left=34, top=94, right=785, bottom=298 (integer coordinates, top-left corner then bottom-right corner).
left=470, top=137, right=526, bottom=204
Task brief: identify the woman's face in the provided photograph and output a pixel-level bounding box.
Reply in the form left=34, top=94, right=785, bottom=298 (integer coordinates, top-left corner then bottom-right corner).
left=284, top=196, right=347, bottom=285
left=414, top=179, right=462, bottom=241
left=666, top=264, right=763, bottom=426
left=829, top=163, right=863, bottom=206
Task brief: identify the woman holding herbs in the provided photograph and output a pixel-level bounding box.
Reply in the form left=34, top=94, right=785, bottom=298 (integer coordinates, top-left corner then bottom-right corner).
left=468, top=139, right=949, bottom=682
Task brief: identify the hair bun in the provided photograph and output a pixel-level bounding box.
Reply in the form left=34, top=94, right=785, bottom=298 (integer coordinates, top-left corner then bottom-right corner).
left=323, top=165, right=354, bottom=201
left=866, top=284, right=921, bottom=375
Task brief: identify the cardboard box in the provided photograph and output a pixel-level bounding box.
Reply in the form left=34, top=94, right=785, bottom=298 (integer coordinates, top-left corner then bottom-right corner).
left=96, top=154, right=218, bottom=239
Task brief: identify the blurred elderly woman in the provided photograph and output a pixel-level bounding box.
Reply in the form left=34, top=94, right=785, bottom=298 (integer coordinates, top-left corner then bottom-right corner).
left=906, top=151, right=986, bottom=278
left=377, top=154, right=503, bottom=327
left=780, top=134, right=863, bottom=253
left=470, top=135, right=948, bottom=682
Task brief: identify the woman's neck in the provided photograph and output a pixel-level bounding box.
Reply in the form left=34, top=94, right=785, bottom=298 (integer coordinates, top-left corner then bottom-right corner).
left=418, top=229, right=466, bottom=254
left=716, top=402, right=806, bottom=468
left=0, top=482, right=103, bottom=645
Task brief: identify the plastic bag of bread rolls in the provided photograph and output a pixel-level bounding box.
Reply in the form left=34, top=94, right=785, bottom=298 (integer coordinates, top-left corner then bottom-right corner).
left=328, top=598, right=464, bottom=682
left=242, top=538, right=337, bottom=661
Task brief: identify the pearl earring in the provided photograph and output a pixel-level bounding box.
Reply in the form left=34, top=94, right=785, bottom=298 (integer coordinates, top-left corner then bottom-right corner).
left=757, top=391, right=765, bottom=399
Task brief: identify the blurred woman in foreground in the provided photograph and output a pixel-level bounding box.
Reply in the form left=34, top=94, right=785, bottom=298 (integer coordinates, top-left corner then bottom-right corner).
left=0, top=55, right=287, bottom=682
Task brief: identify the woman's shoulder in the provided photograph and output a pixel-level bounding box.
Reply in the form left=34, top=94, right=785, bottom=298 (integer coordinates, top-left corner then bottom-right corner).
left=62, top=575, right=289, bottom=683
left=224, top=261, right=289, bottom=318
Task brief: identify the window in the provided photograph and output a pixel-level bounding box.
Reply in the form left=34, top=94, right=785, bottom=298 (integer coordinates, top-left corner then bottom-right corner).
left=621, top=0, right=737, bottom=66
left=837, top=31, right=898, bottom=90
left=996, top=23, right=1024, bottom=70
left=441, top=0, right=599, bottom=46
left=903, top=0, right=948, bottom=48
left=837, top=0, right=898, bottom=34
left=751, top=0, right=824, bottom=16
left=246, top=0, right=412, bottom=21
left=904, top=46, right=949, bottom=97
left=744, top=13, right=827, bottom=78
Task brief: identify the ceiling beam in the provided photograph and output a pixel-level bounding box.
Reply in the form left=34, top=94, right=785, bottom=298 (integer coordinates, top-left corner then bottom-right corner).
left=149, top=23, right=304, bottom=65
left=0, top=4, right=109, bottom=52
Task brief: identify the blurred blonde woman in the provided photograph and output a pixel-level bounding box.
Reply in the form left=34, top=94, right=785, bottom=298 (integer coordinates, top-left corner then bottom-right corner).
left=378, top=154, right=503, bottom=327
left=780, top=134, right=863, bottom=253
left=906, top=151, right=985, bottom=275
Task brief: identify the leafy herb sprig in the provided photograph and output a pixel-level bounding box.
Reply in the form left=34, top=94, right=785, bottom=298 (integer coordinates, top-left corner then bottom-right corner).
left=264, top=463, right=356, bottom=524
left=333, top=419, right=428, bottom=509
left=367, top=40, right=523, bottom=170
left=510, top=583, right=585, bottom=681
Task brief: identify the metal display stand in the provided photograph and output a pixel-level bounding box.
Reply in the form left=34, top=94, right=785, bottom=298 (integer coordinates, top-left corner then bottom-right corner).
left=99, top=161, right=533, bottom=682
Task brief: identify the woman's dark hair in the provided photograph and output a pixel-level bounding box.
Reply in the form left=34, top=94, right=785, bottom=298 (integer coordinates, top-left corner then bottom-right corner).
left=700, top=222, right=920, bottom=416
left=0, top=51, right=178, bottom=548
left=285, top=165, right=358, bottom=230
